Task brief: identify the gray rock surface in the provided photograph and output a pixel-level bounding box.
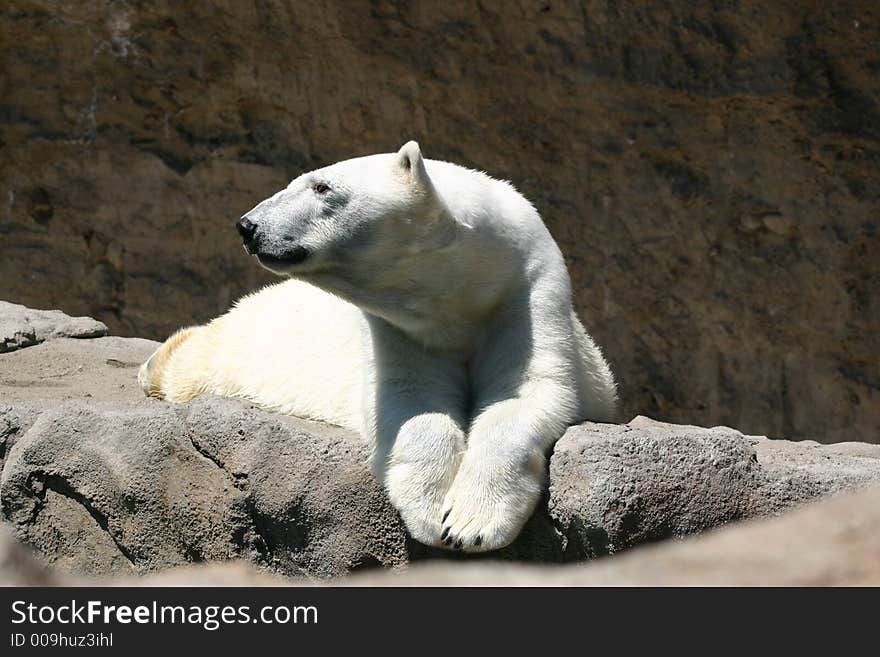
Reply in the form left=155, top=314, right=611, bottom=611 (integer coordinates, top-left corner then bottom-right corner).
left=5, top=485, right=879, bottom=587
left=1, top=397, right=409, bottom=579
left=0, top=300, right=108, bottom=353
left=2, top=328, right=880, bottom=579
left=549, top=417, right=880, bottom=559
left=343, top=484, right=880, bottom=586
left=0, top=523, right=59, bottom=586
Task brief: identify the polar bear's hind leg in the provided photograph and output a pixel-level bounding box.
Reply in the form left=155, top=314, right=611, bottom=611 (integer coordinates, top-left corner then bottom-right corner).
left=138, top=326, right=202, bottom=400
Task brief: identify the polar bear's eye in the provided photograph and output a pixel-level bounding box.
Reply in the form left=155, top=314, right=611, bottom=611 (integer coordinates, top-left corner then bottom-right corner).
left=313, top=182, right=330, bottom=194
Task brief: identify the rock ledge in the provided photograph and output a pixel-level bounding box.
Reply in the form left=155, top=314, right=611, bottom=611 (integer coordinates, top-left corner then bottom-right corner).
left=1, top=303, right=879, bottom=579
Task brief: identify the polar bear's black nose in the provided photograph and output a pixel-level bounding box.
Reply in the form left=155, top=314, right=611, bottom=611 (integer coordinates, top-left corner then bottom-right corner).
left=237, top=216, right=257, bottom=246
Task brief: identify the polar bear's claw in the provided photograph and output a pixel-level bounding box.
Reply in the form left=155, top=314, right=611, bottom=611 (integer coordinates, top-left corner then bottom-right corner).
left=437, top=457, right=544, bottom=552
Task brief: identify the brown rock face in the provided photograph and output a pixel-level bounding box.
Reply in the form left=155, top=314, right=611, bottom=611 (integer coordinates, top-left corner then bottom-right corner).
left=2, top=2, right=878, bottom=442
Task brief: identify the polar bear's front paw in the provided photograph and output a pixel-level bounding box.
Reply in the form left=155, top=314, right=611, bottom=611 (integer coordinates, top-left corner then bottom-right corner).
left=439, top=452, right=545, bottom=553
left=385, top=461, right=456, bottom=547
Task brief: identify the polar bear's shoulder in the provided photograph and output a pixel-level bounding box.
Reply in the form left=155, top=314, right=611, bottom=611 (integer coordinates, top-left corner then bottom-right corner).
left=424, top=158, right=538, bottom=231
left=423, top=158, right=520, bottom=199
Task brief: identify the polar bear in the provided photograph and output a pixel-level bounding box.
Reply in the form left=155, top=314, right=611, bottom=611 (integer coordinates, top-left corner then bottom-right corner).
left=139, top=142, right=617, bottom=552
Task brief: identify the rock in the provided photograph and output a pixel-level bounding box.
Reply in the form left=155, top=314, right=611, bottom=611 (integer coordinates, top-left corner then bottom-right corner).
left=0, top=523, right=60, bottom=586
left=0, top=522, right=284, bottom=586
left=4, top=484, right=879, bottom=587
left=1, top=397, right=410, bottom=578
left=548, top=417, right=880, bottom=559
left=341, top=485, right=880, bottom=586
left=0, top=301, right=107, bottom=353
left=2, top=332, right=880, bottom=579
left=2, top=3, right=878, bottom=443
left=133, top=561, right=290, bottom=586
left=0, top=335, right=157, bottom=473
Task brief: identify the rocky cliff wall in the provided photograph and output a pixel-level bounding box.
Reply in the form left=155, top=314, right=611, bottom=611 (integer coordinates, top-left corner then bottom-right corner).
left=2, top=1, right=878, bottom=442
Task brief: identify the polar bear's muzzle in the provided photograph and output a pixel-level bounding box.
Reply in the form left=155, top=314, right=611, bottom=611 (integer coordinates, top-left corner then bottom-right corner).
left=256, top=248, right=310, bottom=270
left=237, top=215, right=310, bottom=272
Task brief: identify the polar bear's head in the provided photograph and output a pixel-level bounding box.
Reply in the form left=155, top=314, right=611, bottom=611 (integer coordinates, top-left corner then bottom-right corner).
left=237, top=141, right=453, bottom=281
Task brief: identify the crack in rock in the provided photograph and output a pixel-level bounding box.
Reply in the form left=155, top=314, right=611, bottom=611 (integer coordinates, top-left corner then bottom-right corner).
left=27, top=472, right=136, bottom=566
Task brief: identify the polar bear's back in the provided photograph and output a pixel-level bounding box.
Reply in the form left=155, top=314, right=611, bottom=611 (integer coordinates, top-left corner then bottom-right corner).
left=168, top=279, right=366, bottom=432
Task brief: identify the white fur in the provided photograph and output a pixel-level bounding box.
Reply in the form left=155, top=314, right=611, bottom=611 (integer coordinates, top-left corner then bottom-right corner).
left=140, top=142, right=617, bottom=552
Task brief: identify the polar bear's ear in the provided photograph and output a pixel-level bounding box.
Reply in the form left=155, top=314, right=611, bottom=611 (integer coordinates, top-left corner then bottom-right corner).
left=394, top=141, right=430, bottom=187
